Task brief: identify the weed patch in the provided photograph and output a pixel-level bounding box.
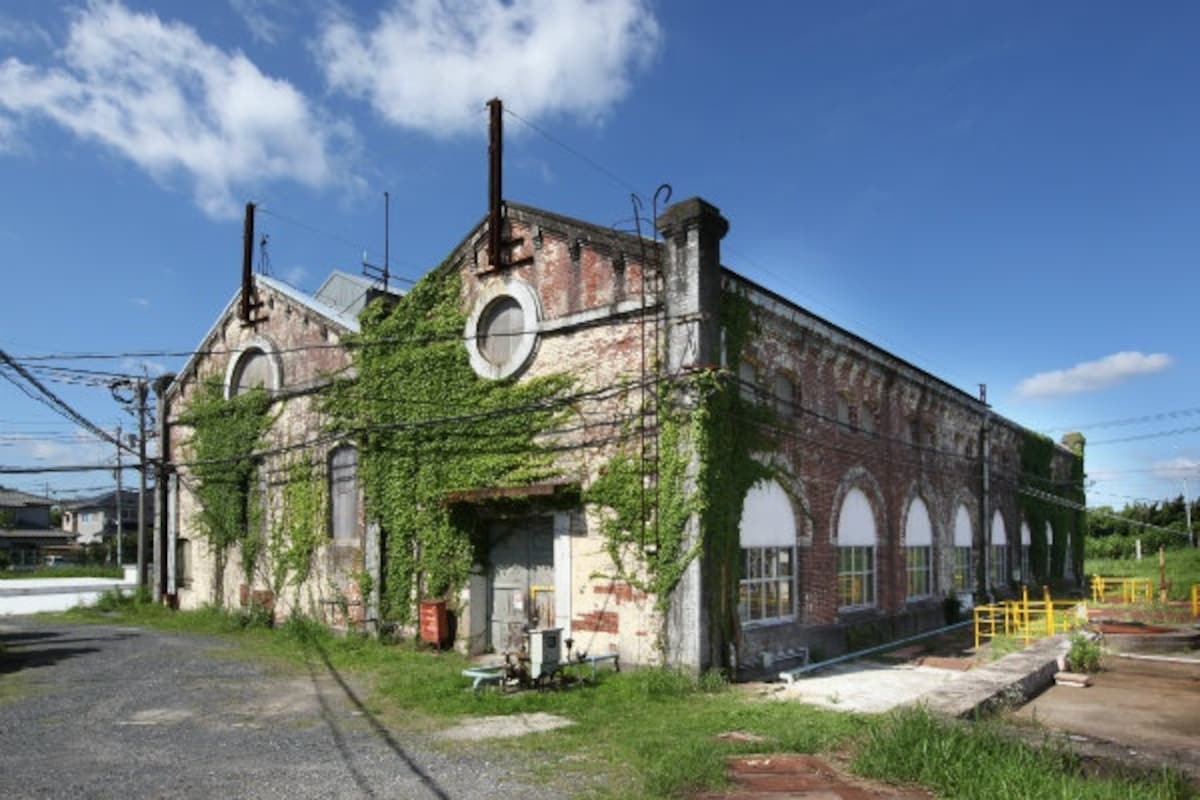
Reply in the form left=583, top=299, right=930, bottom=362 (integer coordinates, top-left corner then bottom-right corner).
left=855, top=708, right=1193, bottom=800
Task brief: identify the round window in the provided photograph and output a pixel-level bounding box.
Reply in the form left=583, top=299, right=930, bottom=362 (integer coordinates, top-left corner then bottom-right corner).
left=464, top=279, right=540, bottom=380
left=477, top=296, right=524, bottom=366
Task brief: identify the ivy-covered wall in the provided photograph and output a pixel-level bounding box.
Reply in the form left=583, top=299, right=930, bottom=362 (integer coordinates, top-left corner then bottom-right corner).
left=325, top=267, right=572, bottom=625
left=178, top=378, right=274, bottom=606
left=1017, top=430, right=1086, bottom=584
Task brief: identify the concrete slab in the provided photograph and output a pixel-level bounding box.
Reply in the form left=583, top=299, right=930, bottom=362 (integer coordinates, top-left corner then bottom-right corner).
left=437, top=712, right=575, bottom=741
left=769, top=636, right=1068, bottom=719
left=1011, top=655, right=1200, bottom=755
left=920, top=636, right=1068, bottom=718
left=770, top=660, right=967, bottom=713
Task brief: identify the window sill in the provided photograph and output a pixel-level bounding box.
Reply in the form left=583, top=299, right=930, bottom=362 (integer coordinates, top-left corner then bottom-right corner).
left=741, top=615, right=797, bottom=630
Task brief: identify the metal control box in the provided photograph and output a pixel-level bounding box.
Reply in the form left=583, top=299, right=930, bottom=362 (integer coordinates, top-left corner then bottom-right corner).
left=527, top=627, right=561, bottom=679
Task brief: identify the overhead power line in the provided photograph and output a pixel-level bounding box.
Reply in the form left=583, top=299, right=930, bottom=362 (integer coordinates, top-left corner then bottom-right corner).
left=0, top=349, right=134, bottom=457
left=1087, top=424, right=1200, bottom=446
left=1040, top=404, right=1200, bottom=433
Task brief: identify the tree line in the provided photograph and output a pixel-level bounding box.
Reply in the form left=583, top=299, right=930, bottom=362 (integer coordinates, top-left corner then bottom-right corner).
left=1085, top=494, right=1198, bottom=558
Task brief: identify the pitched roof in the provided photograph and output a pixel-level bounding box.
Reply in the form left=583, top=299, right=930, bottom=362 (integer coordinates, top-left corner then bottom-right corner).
left=0, top=488, right=53, bottom=508
left=165, top=272, right=402, bottom=402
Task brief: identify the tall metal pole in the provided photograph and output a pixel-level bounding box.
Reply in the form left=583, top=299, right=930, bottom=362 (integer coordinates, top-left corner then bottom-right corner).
left=115, top=426, right=123, bottom=567
left=487, top=97, right=503, bottom=268
left=1184, top=477, right=1195, bottom=548
left=980, top=384, right=991, bottom=599
left=136, top=380, right=149, bottom=594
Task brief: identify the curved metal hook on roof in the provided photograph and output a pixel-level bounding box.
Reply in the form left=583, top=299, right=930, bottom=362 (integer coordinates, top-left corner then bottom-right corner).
left=652, top=183, right=673, bottom=232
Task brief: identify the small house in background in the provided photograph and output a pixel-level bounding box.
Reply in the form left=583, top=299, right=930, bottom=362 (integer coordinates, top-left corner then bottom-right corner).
left=61, top=489, right=153, bottom=547
left=0, top=487, right=71, bottom=567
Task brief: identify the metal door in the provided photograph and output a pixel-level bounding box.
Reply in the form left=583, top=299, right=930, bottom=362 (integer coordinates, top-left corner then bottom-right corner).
left=488, top=516, right=554, bottom=652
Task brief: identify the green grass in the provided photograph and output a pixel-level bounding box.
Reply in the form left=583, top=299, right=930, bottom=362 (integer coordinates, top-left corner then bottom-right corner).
left=1085, top=547, right=1200, bottom=601
left=54, top=595, right=1199, bottom=799
left=855, top=708, right=1194, bottom=800
left=1, top=565, right=125, bottom=580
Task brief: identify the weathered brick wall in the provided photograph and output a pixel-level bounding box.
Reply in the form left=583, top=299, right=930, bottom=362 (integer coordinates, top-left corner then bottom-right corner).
left=166, top=279, right=364, bottom=624
left=726, top=272, right=1082, bottom=667
left=448, top=210, right=667, bottom=666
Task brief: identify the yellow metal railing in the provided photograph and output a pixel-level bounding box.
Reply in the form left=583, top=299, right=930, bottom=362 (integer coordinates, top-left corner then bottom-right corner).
left=1090, top=575, right=1153, bottom=605
left=974, top=585, right=1086, bottom=649
left=1192, top=584, right=1199, bottom=618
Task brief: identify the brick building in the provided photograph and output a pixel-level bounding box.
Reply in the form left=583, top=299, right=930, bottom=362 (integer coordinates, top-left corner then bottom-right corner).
left=160, top=197, right=1083, bottom=675
left=161, top=271, right=393, bottom=622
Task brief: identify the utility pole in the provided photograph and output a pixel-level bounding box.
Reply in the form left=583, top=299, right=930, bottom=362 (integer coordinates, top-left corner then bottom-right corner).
left=135, top=379, right=149, bottom=594
left=115, top=425, right=123, bottom=567
left=1184, top=477, right=1195, bottom=548
left=979, top=383, right=991, bottom=600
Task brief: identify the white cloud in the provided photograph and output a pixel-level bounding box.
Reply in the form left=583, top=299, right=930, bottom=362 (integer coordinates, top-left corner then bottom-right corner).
left=0, top=14, right=53, bottom=49
left=1150, top=457, right=1200, bottom=480
left=24, top=429, right=111, bottom=466
left=315, top=0, right=660, bottom=137
left=1016, top=351, right=1173, bottom=399
left=228, top=0, right=290, bottom=45
left=0, top=2, right=352, bottom=218
left=130, top=297, right=151, bottom=307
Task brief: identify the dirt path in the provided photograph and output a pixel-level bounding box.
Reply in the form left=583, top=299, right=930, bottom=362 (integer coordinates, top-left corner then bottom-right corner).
left=0, top=617, right=566, bottom=800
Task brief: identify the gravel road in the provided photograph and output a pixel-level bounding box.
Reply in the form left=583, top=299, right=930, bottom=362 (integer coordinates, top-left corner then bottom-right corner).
left=0, top=617, right=568, bottom=800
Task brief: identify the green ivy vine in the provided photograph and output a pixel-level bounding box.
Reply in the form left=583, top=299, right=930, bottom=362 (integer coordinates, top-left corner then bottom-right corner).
left=267, top=456, right=327, bottom=609
left=585, top=289, right=775, bottom=666
left=1018, top=431, right=1086, bottom=584
left=325, top=268, right=571, bottom=625
left=179, top=377, right=274, bottom=605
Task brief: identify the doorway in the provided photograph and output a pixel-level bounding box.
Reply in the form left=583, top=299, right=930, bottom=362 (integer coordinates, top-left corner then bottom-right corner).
left=487, top=516, right=554, bottom=652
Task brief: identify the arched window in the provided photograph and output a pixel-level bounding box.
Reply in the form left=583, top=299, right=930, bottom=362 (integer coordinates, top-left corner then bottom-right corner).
left=837, top=487, right=876, bottom=608
left=905, top=496, right=933, bottom=599
left=773, top=374, right=799, bottom=418
left=1020, top=521, right=1032, bottom=582
left=738, top=480, right=796, bottom=625
left=991, top=511, right=1008, bottom=587
left=228, top=346, right=277, bottom=397
left=953, top=505, right=973, bottom=591
left=1064, top=528, right=1075, bottom=582
left=1045, top=522, right=1054, bottom=577
left=329, top=445, right=358, bottom=542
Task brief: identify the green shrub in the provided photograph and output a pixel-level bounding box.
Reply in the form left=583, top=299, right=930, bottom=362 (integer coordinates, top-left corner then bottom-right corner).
left=1068, top=632, right=1102, bottom=673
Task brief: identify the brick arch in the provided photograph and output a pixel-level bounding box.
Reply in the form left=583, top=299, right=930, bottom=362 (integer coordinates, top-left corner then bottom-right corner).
left=223, top=335, right=283, bottom=399
left=947, top=488, right=979, bottom=548
left=829, top=466, right=886, bottom=546
left=756, top=454, right=814, bottom=547
left=898, top=479, right=942, bottom=549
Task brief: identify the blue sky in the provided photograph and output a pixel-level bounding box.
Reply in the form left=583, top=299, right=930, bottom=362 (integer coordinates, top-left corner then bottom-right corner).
left=1, top=0, right=1197, bottom=511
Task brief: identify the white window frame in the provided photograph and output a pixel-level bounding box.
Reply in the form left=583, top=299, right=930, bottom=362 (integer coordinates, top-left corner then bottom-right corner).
left=838, top=545, right=876, bottom=608
left=739, top=545, right=796, bottom=626
left=738, top=479, right=798, bottom=627
left=837, top=486, right=878, bottom=610
left=904, top=496, right=934, bottom=600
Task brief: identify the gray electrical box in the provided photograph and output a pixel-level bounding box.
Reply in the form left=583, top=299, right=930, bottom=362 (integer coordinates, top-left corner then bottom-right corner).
left=527, top=627, right=561, bottom=679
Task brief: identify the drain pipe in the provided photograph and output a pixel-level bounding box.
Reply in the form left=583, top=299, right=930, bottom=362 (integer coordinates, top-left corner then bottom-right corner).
left=778, top=620, right=973, bottom=683
left=980, top=384, right=992, bottom=603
